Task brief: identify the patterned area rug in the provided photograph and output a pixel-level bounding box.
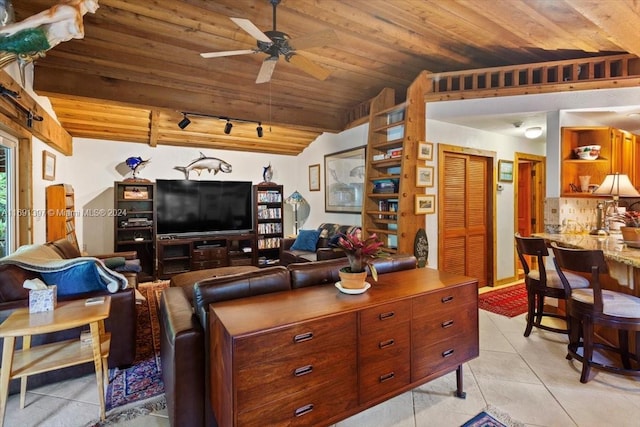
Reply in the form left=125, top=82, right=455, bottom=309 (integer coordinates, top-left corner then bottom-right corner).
left=85, top=280, right=169, bottom=426
left=478, top=283, right=528, bottom=318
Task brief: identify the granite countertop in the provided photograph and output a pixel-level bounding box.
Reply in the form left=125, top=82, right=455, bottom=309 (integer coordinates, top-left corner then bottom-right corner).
left=534, top=232, right=640, bottom=268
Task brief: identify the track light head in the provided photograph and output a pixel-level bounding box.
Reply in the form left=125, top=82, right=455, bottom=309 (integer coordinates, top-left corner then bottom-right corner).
left=224, top=120, right=233, bottom=134
left=256, top=123, right=263, bottom=138
left=178, top=114, right=191, bottom=129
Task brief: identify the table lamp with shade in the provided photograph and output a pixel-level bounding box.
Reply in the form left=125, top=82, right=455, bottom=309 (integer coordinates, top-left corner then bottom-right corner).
left=590, top=173, right=640, bottom=235
left=285, top=190, right=307, bottom=235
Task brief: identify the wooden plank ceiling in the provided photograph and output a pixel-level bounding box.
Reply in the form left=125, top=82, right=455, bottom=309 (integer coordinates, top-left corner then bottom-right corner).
left=12, top=0, right=640, bottom=155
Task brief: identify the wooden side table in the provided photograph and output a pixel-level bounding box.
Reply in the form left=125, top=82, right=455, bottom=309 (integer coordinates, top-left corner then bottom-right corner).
left=0, top=297, right=112, bottom=426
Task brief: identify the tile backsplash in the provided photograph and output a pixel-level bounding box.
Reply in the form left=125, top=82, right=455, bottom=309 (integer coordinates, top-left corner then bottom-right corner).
left=544, top=197, right=640, bottom=234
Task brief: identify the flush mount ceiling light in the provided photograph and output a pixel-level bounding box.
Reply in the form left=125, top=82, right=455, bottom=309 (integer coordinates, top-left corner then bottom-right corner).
left=178, top=112, right=263, bottom=137
left=524, top=126, right=543, bottom=139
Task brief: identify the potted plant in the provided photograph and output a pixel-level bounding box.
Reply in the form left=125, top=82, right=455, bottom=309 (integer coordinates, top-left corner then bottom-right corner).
left=333, top=230, right=386, bottom=289
left=612, top=210, right=640, bottom=242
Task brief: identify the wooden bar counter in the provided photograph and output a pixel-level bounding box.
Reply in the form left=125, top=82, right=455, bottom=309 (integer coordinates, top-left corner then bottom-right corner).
left=536, top=232, right=640, bottom=296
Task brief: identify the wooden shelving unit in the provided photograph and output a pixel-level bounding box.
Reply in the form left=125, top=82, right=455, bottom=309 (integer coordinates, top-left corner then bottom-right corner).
left=46, top=184, right=77, bottom=249
left=362, top=73, right=428, bottom=254
left=254, top=184, right=284, bottom=266
left=113, top=181, right=156, bottom=281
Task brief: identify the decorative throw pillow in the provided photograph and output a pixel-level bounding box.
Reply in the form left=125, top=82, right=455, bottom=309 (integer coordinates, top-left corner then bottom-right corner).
left=41, top=261, right=107, bottom=297
left=290, top=229, right=321, bottom=252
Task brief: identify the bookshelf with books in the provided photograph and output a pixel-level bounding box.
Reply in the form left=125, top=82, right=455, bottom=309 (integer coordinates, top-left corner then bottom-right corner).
left=254, top=184, right=284, bottom=266
left=46, top=184, right=78, bottom=249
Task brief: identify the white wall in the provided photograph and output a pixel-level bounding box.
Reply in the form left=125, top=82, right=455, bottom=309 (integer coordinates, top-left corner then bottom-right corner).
left=29, top=129, right=367, bottom=254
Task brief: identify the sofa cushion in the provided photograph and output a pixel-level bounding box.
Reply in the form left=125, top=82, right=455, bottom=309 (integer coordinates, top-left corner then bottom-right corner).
left=290, top=229, right=321, bottom=252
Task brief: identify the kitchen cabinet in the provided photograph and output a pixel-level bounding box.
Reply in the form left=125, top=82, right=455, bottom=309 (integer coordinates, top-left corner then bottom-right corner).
left=560, top=127, right=640, bottom=196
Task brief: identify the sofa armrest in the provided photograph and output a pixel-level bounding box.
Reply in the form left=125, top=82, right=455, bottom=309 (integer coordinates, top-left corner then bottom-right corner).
left=281, top=237, right=296, bottom=251
left=160, top=287, right=205, bottom=427
left=316, top=247, right=346, bottom=261
left=93, top=251, right=138, bottom=260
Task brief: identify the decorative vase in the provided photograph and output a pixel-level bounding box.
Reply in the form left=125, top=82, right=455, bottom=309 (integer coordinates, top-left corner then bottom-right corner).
left=338, top=268, right=368, bottom=289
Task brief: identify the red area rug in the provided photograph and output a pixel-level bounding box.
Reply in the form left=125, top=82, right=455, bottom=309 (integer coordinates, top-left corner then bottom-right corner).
left=87, top=281, right=169, bottom=426
left=478, top=283, right=528, bottom=318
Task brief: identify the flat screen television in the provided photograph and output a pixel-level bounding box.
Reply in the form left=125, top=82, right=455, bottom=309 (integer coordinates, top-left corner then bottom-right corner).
left=156, top=179, right=254, bottom=237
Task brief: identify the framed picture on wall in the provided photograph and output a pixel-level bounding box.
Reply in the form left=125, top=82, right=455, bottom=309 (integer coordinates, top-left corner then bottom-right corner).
left=309, top=164, right=320, bottom=191
left=415, top=194, right=435, bottom=214
left=498, top=160, right=514, bottom=182
left=43, top=150, right=56, bottom=181
left=324, top=146, right=366, bottom=213
left=416, top=166, right=434, bottom=187
left=417, top=141, right=433, bottom=161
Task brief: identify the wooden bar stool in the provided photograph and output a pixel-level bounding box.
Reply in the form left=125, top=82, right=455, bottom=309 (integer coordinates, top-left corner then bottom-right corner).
left=514, top=233, right=589, bottom=337
left=551, top=243, right=640, bottom=383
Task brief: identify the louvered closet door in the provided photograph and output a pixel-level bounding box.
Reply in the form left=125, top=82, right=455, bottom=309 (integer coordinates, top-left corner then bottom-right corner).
left=440, top=153, right=490, bottom=287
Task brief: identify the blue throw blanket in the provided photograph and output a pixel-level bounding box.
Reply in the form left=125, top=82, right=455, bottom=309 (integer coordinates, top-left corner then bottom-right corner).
left=0, top=244, right=128, bottom=296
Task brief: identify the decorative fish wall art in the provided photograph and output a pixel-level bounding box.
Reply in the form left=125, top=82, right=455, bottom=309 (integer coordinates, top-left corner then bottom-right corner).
left=174, top=152, right=232, bottom=180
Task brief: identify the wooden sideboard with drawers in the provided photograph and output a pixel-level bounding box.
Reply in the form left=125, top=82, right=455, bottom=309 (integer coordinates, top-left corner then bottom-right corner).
left=209, top=267, right=479, bottom=426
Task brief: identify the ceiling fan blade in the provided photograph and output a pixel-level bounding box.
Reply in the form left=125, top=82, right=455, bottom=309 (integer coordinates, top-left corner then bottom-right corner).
left=288, top=29, right=339, bottom=51
left=200, top=49, right=257, bottom=58
left=256, top=57, right=278, bottom=84
left=287, top=54, right=331, bottom=81
left=230, top=17, right=272, bottom=43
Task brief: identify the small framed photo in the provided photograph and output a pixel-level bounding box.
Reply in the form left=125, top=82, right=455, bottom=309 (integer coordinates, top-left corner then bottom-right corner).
left=415, top=194, right=435, bottom=214
left=308, top=164, right=320, bottom=191
left=498, top=160, right=514, bottom=183
left=417, top=141, right=433, bottom=161
left=416, top=166, right=434, bottom=187
left=42, top=150, right=56, bottom=181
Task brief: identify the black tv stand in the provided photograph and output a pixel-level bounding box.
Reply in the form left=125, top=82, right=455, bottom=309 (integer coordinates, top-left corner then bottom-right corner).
left=156, top=233, right=257, bottom=279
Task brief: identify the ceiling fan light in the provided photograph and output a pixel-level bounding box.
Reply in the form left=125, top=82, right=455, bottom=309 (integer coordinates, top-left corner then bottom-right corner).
left=178, top=114, right=191, bottom=129
left=257, top=123, right=263, bottom=137
left=224, top=121, right=233, bottom=134
left=524, top=126, right=543, bottom=139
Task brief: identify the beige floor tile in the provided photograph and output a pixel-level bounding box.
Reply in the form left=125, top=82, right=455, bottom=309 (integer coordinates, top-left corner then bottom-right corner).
left=475, top=378, right=578, bottom=427
left=468, top=349, right=542, bottom=385
left=336, top=392, right=415, bottom=427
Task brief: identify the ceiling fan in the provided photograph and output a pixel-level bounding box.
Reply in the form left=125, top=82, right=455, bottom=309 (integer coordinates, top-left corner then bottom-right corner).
left=200, top=0, right=338, bottom=84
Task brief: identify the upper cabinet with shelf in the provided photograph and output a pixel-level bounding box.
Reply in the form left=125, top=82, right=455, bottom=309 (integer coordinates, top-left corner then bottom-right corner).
left=363, top=73, right=429, bottom=254
left=561, top=127, right=638, bottom=196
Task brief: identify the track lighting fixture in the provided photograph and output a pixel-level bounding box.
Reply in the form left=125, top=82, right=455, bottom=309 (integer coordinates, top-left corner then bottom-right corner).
left=178, top=111, right=263, bottom=136
left=178, top=114, right=191, bottom=129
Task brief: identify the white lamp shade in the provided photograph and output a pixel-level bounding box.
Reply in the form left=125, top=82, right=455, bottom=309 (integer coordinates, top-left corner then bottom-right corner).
left=592, top=173, right=640, bottom=197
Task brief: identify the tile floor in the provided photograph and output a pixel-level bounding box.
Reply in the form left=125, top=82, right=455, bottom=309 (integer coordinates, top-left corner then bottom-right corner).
left=3, top=293, right=640, bottom=427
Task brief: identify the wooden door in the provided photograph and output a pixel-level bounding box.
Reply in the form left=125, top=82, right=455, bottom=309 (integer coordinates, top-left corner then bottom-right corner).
left=439, top=152, right=492, bottom=287
left=517, top=162, right=532, bottom=237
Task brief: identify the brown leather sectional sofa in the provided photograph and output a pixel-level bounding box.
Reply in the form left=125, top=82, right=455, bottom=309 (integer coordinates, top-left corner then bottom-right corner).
left=0, top=239, right=138, bottom=394
left=159, top=254, right=417, bottom=427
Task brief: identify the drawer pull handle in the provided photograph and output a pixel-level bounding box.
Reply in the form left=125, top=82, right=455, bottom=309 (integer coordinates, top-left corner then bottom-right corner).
left=293, top=332, right=313, bottom=343
left=294, top=365, right=313, bottom=377
left=295, top=404, right=314, bottom=417
left=441, top=320, right=454, bottom=328
left=379, top=311, right=395, bottom=320
left=442, top=349, right=454, bottom=358
left=379, top=372, right=395, bottom=383
left=441, top=295, right=454, bottom=303
left=378, top=339, right=395, bottom=349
